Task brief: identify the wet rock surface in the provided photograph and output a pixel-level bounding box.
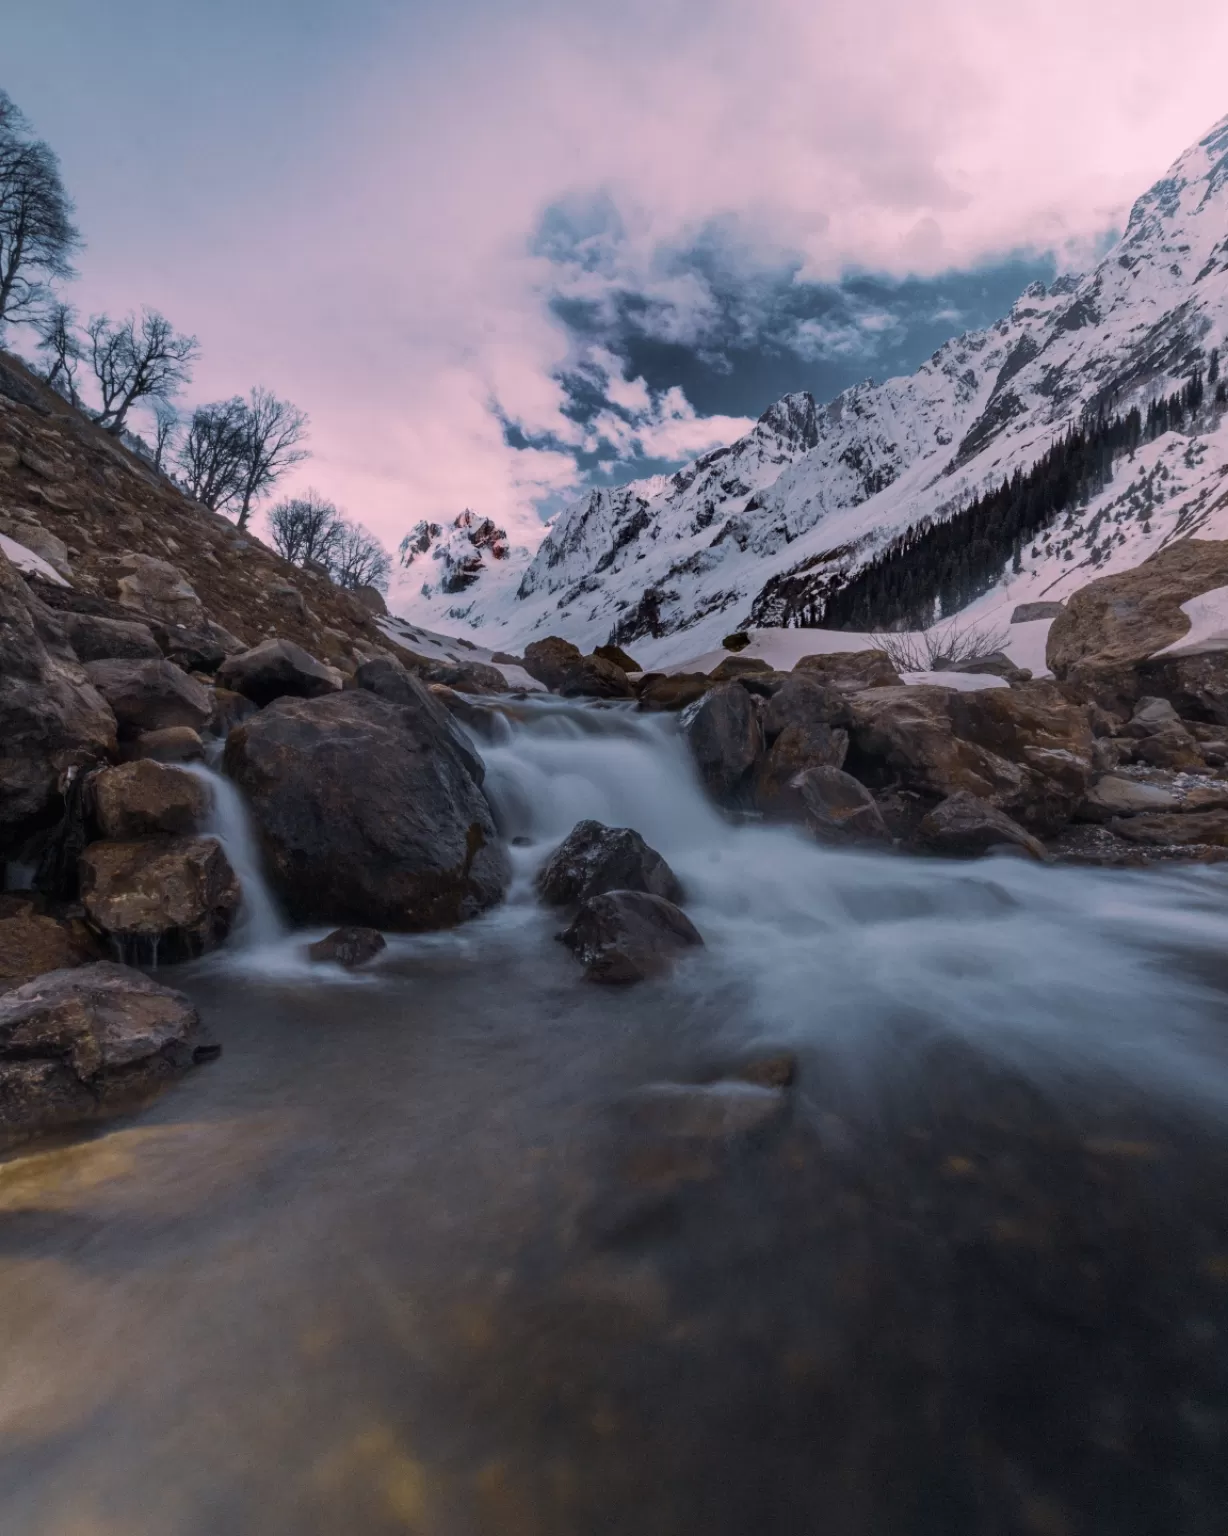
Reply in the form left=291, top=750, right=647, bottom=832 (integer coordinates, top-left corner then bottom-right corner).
left=224, top=689, right=509, bottom=929
left=92, top=760, right=212, bottom=840
left=537, top=820, right=684, bottom=907
left=681, top=683, right=763, bottom=804
left=797, top=766, right=892, bottom=845
left=917, top=791, right=1048, bottom=861
left=80, top=836, right=241, bottom=962
left=635, top=672, right=712, bottom=712
left=560, top=890, right=704, bottom=983
left=0, top=960, right=214, bottom=1139
left=307, top=926, right=387, bottom=968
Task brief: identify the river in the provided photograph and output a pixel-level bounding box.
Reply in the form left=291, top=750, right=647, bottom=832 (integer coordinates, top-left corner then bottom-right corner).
left=2, top=697, right=1228, bottom=1533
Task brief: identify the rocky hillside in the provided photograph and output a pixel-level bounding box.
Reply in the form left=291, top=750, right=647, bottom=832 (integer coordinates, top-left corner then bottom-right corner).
left=394, top=112, right=1228, bottom=665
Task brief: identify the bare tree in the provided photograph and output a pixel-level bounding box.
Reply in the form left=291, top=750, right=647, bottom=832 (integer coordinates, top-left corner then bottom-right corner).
left=268, top=492, right=343, bottom=567
left=0, top=91, right=81, bottom=329
left=35, top=301, right=83, bottom=405
left=872, top=620, right=1010, bottom=673
left=327, top=521, right=391, bottom=592
left=151, top=401, right=180, bottom=474
left=233, top=388, right=309, bottom=529
left=176, top=397, right=248, bottom=510
left=87, top=309, right=198, bottom=436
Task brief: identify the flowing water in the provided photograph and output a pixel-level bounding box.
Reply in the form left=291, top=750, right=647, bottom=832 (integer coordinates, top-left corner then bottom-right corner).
left=3, top=698, right=1228, bottom=1533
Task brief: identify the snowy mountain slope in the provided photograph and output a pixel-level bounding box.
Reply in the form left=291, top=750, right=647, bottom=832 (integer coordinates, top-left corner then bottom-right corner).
left=391, top=112, right=1228, bottom=666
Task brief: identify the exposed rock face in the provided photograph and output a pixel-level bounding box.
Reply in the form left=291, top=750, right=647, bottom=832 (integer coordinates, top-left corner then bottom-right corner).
left=0, top=961, right=216, bottom=1140
left=0, top=548, right=117, bottom=861
left=1047, top=540, right=1228, bottom=683
left=845, top=682, right=1095, bottom=833
left=762, top=674, right=847, bottom=737
left=1011, top=601, right=1064, bottom=622
left=636, top=673, right=712, bottom=712
left=793, top=650, right=902, bottom=692
left=80, top=837, right=240, bottom=961
left=353, top=657, right=487, bottom=784
left=83, top=658, right=213, bottom=739
left=62, top=611, right=161, bottom=662
left=114, top=553, right=206, bottom=627
left=0, top=899, right=100, bottom=994
left=536, top=820, right=684, bottom=907
left=307, top=926, right=387, bottom=968
left=522, top=637, right=634, bottom=698
left=559, top=890, right=703, bottom=984
left=1135, top=650, right=1228, bottom=726
left=217, top=637, right=341, bottom=707
left=794, top=766, right=891, bottom=846
left=223, top=689, right=510, bottom=929
left=92, top=760, right=212, bottom=840
left=681, top=683, right=763, bottom=804
left=917, top=791, right=1048, bottom=861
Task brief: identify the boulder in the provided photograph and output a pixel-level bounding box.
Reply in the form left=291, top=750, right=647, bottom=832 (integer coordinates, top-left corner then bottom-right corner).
left=80, top=837, right=241, bottom=962
left=762, top=674, right=848, bottom=739
left=1081, top=775, right=1180, bottom=821
left=1011, top=601, right=1064, bottom=623
left=63, top=612, right=161, bottom=662
left=936, top=652, right=1031, bottom=683
left=636, top=673, right=712, bottom=712
left=0, top=961, right=216, bottom=1140
left=0, top=548, right=117, bottom=862
left=1047, top=540, right=1228, bottom=687
left=680, top=683, right=763, bottom=804
left=536, top=820, right=684, bottom=907
left=127, top=726, right=206, bottom=764
left=1107, top=810, right=1228, bottom=848
left=353, top=658, right=487, bottom=784
left=559, top=890, right=704, bottom=984
left=845, top=681, right=1095, bottom=833
left=223, top=689, right=510, bottom=930
left=207, top=687, right=257, bottom=739
left=84, top=657, right=213, bottom=739
left=0, top=900, right=100, bottom=994
left=593, top=643, right=642, bottom=672
left=916, top=791, right=1048, bottom=861
left=152, top=621, right=236, bottom=674
left=307, top=926, right=387, bottom=968
left=794, top=766, right=891, bottom=846
left=114, top=554, right=206, bottom=628
left=92, top=760, right=212, bottom=840
left=708, top=655, right=773, bottom=682
left=217, top=637, right=341, bottom=707
left=1135, top=649, right=1228, bottom=726
left=523, top=636, right=634, bottom=698
left=1130, top=728, right=1206, bottom=771
left=1128, top=696, right=1182, bottom=733
left=418, top=659, right=510, bottom=695
left=793, top=649, right=902, bottom=692
left=353, top=585, right=388, bottom=616
left=752, top=722, right=850, bottom=820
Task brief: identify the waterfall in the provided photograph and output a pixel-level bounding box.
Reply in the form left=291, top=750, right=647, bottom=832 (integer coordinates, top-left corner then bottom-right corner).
left=186, top=763, right=287, bottom=951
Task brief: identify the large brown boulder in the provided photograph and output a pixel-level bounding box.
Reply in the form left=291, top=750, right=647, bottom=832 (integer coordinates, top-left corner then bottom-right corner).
left=1047, top=539, right=1228, bottom=690
left=92, top=760, right=212, bottom=840
left=636, top=673, right=712, bottom=712
left=793, top=649, right=902, bottom=692
left=418, top=659, right=510, bottom=695
left=0, top=548, right=117, bottom=863
left=0, top=899, right=101, bottom=994
left=845, top=681, right=1095, bottom=833
left=794, top=767, right=891, bottom=846
left=536, top=820, right=683, bottom=907
left=80, top=837, right=241, bottom=962
left=1134, top=650, right=1228, bottom=726
left=353, top=657, right=486, bottom=784
left=916, top=791, right=1047, bottom=861
left=752, top=722, right=849, bottom=820
left=217, top=637, right=341, bottom=707
left=0, top=961, right=216, bottom=1141
left=83, top=657, right=213, bottom=739
left=223, top=689, right=510, bottom=929
left=62, top=611, right=161, bottom=662
left=113, top=553, right=206, bottom=627
left=522, top=636, right=634, bottom=698
left=559, top=890, right=704, bottom=984
left=681, top=683, right=763, bottom=805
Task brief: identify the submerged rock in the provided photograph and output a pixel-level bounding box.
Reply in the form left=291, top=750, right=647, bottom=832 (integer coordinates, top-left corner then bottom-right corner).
left=559, top=889, right=703, bottom=984
left=536, top=820, right=684, bottom=907
left=80, top=836, right=241, bottom=962
left=308, top=926, right=387, bottom=968
left=0, top=961, right=216, bottom=1140
left=623, top=1080, right=787, bottom=1140
left=224, top=689, right=509, bottom=929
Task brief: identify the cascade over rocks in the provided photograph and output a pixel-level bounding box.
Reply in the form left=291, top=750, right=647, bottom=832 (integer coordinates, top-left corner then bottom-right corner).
left=559, top=890, right=704, bottom=984
left=681, top=683, right=763, bottom=805
left=917, top=791, right=1048, bottom=861
left=217, top=638, right=341, bottom=708
left=845, top=681, right=1095, bottom=833
left=84, top=657, right=213, bottom=739
left=536, top=820, right=684, bottom=907
left=522, top=636, right=634, bottom=698
left=0, top=961, right=216, bottom=1140
left=92, top=760, right=212, bottom=841
left=224, top=689, right=510, bottom=930
left=795, top=766, right=891, bottom=845
left=0, top=548, right=117, bottom=863
left=80, top=836, right=241, bottom=961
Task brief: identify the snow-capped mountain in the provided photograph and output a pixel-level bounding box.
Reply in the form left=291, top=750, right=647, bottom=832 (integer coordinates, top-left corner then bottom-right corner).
left=393, top=113, right=1228, bottom=666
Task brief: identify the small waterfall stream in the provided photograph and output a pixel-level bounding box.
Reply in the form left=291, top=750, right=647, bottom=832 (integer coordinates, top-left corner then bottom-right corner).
left=186, top=763, right=286, bottom=951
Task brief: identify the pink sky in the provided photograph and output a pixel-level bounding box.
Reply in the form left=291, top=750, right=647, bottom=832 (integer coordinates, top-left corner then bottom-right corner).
left=9, top=0, right=1228, bottom=553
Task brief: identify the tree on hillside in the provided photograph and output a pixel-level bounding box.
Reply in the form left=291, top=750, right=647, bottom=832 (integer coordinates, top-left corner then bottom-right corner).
left=86, top=309, right=198, bottom=435
left=268, top=492, right=343, bottom=567
left=35, top=301, right=83, bottom=406
left=231, top=388, right=309, bottom=530
left=151, top=401, right=180, bottom=473
left=327, top=521, right=391, bottom=591
left=177, top=397, right=248, bottom=510
left=0, top=91, right=81, bottom=330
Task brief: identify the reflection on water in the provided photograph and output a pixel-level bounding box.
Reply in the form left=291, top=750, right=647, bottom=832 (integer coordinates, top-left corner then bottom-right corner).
left=2, top=696, right=1228, bottom=1533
